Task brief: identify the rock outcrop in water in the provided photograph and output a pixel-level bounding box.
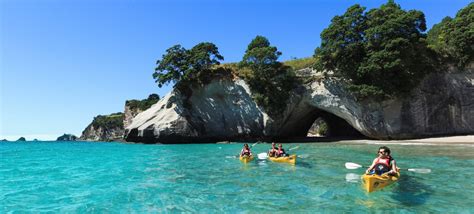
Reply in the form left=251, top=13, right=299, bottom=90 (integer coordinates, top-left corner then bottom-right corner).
left=79, top=113, right=125, bottom=142
left=125, top=64, right=474, bottom=143
left=16, top=137, right=26, bottom=141
left=56, top=134, right=78, bottom=141
left=79, top=94, right=160, bottom=142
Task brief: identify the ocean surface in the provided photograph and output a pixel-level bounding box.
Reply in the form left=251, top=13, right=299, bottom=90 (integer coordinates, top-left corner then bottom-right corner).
left=1, top=141, right=473, bottom=213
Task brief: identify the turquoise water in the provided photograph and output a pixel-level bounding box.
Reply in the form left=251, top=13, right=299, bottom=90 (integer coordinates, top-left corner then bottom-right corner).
left=1, top=141, right=474, bottom=213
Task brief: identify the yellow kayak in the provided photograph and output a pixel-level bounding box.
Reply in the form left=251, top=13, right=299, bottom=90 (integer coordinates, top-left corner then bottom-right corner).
left=239, top=155, right=254, bottom=163
left=361, top=172, right=400, bottom=193
left=268, top=155, right=297, bottom=164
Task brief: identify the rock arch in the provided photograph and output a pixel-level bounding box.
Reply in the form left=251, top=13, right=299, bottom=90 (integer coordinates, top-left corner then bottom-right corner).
left=276, top=103, right=364, bottom=139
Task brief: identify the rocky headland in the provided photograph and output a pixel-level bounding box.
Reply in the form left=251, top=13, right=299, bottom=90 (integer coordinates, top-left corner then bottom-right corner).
left=124, top=65, right=474, bottom=143
left=79, top=94, right=159, bottom=141
left=86, top=2, right=474, bottom=144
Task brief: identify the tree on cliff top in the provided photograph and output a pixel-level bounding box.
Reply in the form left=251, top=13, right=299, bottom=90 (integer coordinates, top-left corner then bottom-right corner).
left=427, top=2, right=473, bottom=69
left=153, top=42, right=224, bottom=92
left=126, top=93, right=160, bottom=111
left=315, top=1, right=437, bottom=99
left=239, top=35, right=297, bottom=116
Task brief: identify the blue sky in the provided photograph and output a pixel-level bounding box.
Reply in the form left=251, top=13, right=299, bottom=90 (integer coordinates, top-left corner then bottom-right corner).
left=1, top=0, right=471, bottom=140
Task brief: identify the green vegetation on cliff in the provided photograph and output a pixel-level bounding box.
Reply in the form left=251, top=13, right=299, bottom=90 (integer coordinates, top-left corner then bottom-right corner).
left=238, top=36, right=298, bottom=116
left=126, top=94, right=160, bottom=111
left=427, top=3, right=473, bottom=69
left=153, top=42, right=229, bottom=95
left=91, top=112, right=124, bottom=129
left=314, top=0, right=437, bottom=99
left=283, top=57, right=317, bottom=71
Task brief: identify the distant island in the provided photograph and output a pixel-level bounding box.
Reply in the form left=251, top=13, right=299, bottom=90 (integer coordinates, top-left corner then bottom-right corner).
left=56, top=134, right=78, bottom=141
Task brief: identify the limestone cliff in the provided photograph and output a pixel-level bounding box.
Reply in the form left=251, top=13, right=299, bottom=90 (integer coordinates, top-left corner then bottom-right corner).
left=124, top=94, right=160, bottom=128
left=125, top=65, right=474, bottom=143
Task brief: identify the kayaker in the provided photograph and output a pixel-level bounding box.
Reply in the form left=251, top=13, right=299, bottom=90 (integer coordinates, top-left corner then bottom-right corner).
left=267, top=142, right=278, bottom=157
left=365, top=146, right=398, bottom=176
left=240, top=143, right=252, bottom=157
left=275, top=144, right=289, bottom=157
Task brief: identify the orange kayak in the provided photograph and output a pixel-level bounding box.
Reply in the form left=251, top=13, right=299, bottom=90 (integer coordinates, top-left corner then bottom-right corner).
left=361, top=172, right=400, bottom=193
left=239, top=155, right=254, bottom=163
left=268, top=155, right=297, bottom=164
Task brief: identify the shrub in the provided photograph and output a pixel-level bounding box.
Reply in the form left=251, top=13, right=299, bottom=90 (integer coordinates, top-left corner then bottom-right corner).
left=315, top=1, right=437, bottom=99
left=238, top=36, right=298, bottom=116
left=427, top=3, right=473, bottom=69
left=126, top=94, right=160, bottom=111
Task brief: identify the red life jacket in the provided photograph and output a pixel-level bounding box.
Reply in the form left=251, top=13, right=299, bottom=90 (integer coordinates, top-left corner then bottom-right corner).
left=241, top=148, right=251, bottom=156
left=277, top=148, right=286, bottom=156
left=373, top=156, right=393, bottom=174
left=375, top=156, right=393, bottom=168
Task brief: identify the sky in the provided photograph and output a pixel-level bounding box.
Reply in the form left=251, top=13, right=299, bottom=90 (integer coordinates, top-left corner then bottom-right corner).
left=1, top=0, right=471, bottom=140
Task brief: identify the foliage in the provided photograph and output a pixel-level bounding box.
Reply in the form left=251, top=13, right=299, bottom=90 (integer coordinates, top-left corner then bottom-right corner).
left=315, top=1, right=437, bottom=99
left=283, top=57, right=317, bottom=71
left=126, top=94, right=160, bottom=111
left=153, top=42, right=225, bottom=92
left=91, top=112, right=124, bottom=129
left=427, top=3, right=473, bottom=68
left=238, top=36, right=298, bottom=116
left=318, top=122, right=328, bottom=136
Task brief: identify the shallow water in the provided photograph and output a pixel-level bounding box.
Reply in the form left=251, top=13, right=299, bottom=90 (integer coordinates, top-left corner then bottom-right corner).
left=1, top=141, right=473, bottom=213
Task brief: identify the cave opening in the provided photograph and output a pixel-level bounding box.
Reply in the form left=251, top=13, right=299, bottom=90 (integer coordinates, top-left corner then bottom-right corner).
left=278, top=107, right=366, bottom=140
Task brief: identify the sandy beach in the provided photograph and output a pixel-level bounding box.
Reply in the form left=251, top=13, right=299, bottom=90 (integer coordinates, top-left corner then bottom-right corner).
left=343, top=135, right=474, bottom=145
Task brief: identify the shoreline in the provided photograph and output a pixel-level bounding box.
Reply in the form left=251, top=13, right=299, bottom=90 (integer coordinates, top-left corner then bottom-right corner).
left=339, top=135, right=474, bottom=146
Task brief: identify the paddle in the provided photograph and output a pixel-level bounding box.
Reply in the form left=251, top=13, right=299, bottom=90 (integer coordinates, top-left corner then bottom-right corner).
left=345, top=162, right=431, bottom=174
left=257, top=152, right=268, bottom=160
left=288, top=146, right=300, bottom=151
left=251, top=141, right=259, bottom=147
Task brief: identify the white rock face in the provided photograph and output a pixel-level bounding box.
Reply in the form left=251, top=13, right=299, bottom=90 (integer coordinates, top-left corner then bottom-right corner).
left=125, top=67, right=474, bottom=143
left=126, top=79, right=266, bottom=143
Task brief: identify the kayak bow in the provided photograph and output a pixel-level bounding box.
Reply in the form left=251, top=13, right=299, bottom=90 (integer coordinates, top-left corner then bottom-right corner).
left=361, top=172, right=400, bottom=193
left=239, top=155, right=254, bottom=163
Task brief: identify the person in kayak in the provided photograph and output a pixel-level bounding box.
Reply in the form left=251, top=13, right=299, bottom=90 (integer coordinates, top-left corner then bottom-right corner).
left=267, top=142, right=278, bottom=157
left=275, top=144, right=289, bottom=157
left=366, top=146, right=398, bottom=175
left=240, top=143, right=252, bottom=157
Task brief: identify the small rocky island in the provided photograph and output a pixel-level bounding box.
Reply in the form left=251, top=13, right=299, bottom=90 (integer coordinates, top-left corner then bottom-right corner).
left=56, top=134, right=78, bottom=141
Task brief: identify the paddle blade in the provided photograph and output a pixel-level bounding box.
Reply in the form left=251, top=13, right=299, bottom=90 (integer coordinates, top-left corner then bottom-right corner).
left=298, top=154, right=309, bottom=159
left=345, top=162, right=363, bottom=169
left=289, top=146, right=300, bottom=151
left=257, top=153, right=268, bottom=160
left=407, top=168, right=431, bottom=173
